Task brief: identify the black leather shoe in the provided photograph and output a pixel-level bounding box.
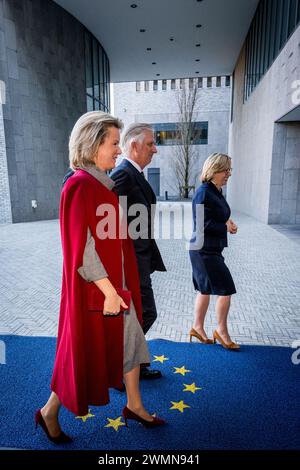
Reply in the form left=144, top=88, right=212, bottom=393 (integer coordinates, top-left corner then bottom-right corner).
left=140, top=367, right=162, bottom=380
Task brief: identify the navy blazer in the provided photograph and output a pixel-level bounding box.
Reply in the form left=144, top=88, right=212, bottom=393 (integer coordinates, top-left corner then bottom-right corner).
left=111, top=159, right=166, bottom=274
left=191, top=182, right=230, bottom=251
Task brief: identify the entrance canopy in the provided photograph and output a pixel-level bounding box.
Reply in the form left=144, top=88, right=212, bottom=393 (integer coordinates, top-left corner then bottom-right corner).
left=277, top=105, right=300, bottom=123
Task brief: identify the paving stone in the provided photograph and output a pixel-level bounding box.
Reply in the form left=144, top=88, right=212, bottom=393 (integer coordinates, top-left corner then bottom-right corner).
left=1, top=210, right=300, bottom=347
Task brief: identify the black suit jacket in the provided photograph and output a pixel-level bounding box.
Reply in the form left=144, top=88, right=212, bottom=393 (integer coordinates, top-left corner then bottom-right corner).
left=111, top=159, right=166, bottom=274
left=191, top=182, right=230, bottom=251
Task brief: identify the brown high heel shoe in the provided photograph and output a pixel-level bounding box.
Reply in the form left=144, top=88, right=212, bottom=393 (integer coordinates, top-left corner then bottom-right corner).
left=35, top=409, right=73, bottom=444
left=122, top=406, right=166, bottom=428
left=213, top=330, right=240, bottom=350
left=189, top=328, right=214, bottom=344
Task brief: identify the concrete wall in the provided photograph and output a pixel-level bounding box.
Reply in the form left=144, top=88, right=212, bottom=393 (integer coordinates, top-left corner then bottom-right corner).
left=114, top=78, right=231, bottom=198
left=0, top=0, right=86, bottom=222
left=228, top=24, right=300, bottom=224
left=269, top=122, right=300, bottom=224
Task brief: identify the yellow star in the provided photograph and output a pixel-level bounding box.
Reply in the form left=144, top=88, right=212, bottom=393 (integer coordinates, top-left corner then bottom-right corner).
left=183, top=382, right=202, bottom=394
left=75, top=408, right=95, bottom=422
left=173, top=366, right=191, bottom=376
left=104, top=416, right=126, bottom=432
left=153, top=355, right=169, bottom=363
left=170, top=400, right=191, bottom=413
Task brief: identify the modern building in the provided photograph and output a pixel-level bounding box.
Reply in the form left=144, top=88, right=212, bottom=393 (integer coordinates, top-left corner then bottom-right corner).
left=113, top=76, right=231, bottom=199
left=0, top=0, right=110, bottom=223
left=228, top=0, right=300, bottom=224
left=0, top=0, right=299, bottom=224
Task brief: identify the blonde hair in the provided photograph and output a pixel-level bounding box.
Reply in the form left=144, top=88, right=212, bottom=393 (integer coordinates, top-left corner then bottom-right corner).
left=201, top=153, right=232, bottom=182
left=69, top=111, right=123, bottom=170
left=121, top=123, right=154, bottom=155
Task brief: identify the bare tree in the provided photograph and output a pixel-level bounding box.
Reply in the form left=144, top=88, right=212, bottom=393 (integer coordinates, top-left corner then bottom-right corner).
left=172, top=79, right=200, bottom=199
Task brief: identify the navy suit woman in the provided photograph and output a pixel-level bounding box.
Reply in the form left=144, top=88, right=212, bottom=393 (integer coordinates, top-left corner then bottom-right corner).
left=189, top=153, right=240, bottom=350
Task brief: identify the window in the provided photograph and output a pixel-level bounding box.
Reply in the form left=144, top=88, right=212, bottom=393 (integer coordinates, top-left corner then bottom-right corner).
left=99, top=47, right=105, bottom=105
left=85, top=33, right=93, bottom=97
left=207, top=77, right=212, bottom=88
left=102, top=51, right=109, bottom=110
left=247, top=17, right=255, bottom=96
left=144, top=81, right=149, bottom=92
left=230, top=72, right=235, bottom=122
left=153, top=80, right=158, bottom=91
left=288, top=0, right=297, bottom=36
left=255, top=0, right=264, bottom=84
left=244, top=0, right=300, bottom=101
left=180, top=78, right=185, bottom=89
left=92, top=38, right=99, bottom=102
left=226, top=76, right=231, bottom=87
left=171, top=79, right=176, bottom=90
left=274, top=0, right=283, bottom=60
left=280, top=0, right=288, bottom=48
left=260, top=0, right=268, bottom=77
left=162, top=79, right=167, bottom=91
left=189, top=78, right=194, bottom=89
left=153, top=122, right=208, bottom=146
left=263, top=0, right=273, bottom=72
left=136, top=81, right=141, bottom=92
left=197, top=77, right=203, bottom=88
left=84, top=30, right=110, bottom=112
left=216, top=76, right=221, bottom=87
left=87, top=95, right=93, bottom=111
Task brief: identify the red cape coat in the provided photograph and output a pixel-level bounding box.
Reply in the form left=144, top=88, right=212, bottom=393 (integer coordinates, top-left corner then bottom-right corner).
left=51, top=170, right=143, bottom=416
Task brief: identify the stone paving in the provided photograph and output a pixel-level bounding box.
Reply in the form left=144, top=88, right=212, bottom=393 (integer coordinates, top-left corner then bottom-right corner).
left=1, top=204, right=300, bottom=347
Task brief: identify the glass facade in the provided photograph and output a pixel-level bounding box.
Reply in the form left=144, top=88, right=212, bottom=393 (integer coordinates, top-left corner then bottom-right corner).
left=153, top=122, right=208, bottom=146
left=244, top=0, right=300, bottom=100
left=84, top=30, right=110, bottom=112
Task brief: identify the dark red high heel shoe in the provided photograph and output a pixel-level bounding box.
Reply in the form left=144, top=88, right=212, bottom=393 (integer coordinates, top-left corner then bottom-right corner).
left=122, top=406, right=166, bottom=428
left=34, top=409, right=73, bottom=444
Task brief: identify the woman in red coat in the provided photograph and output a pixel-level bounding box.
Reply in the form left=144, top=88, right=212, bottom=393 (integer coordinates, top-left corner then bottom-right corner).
left=35, top=111, right=165, bottom=443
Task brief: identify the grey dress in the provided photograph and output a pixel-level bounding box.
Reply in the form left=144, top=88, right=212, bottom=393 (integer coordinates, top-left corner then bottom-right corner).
left=77, top=165, right=150, bottom=374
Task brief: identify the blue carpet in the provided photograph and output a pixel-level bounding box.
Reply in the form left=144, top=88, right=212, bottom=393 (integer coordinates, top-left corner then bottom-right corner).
left=0, top=335, right=299, bottom=450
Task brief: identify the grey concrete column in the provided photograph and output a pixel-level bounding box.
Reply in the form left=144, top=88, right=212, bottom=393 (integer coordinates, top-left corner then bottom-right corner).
left=268, top=122, right=300, bottom=224
left=0, top=0, right=87, bottom=223
left=0, top=101, right=12, bottom=224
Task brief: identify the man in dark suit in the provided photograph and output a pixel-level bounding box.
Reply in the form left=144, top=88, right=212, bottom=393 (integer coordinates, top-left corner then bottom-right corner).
left=111, top=123, right=166, bottom=380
